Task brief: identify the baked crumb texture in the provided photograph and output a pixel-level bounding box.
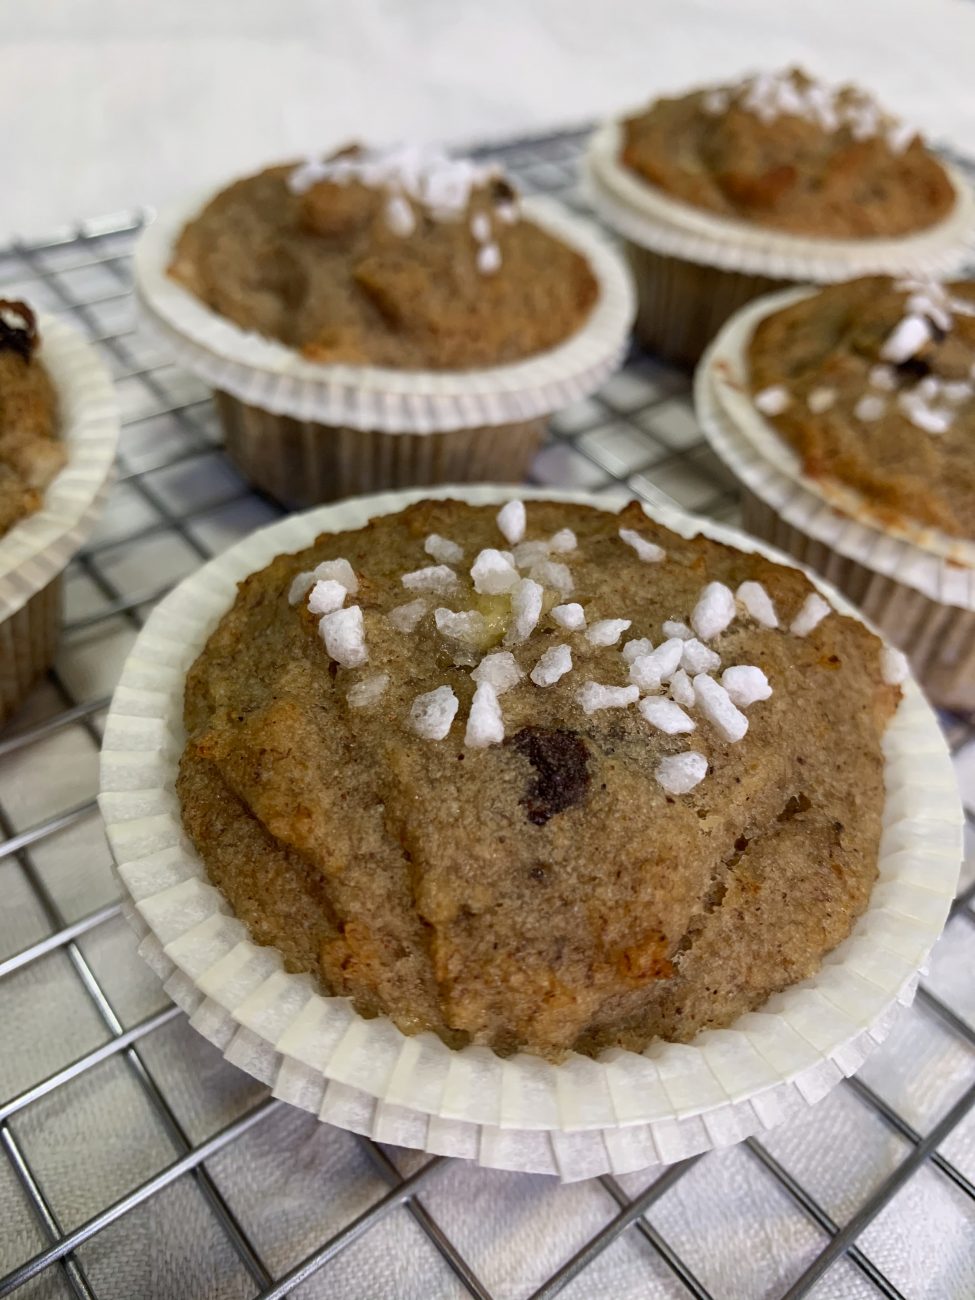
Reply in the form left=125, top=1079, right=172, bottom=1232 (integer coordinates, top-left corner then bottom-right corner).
left=749, top=275, right=975, bottom=539
left=169, top=145, right=598, bottom=369
left=0, top=300, right=63, bottom=537
left=622, top=68, right=954, bottom=239
left=178, top=499, right=901, bottom=1059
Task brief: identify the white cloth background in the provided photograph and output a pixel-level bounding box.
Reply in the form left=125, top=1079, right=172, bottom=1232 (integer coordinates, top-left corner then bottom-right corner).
left=5, top=0, right=975, bottom=240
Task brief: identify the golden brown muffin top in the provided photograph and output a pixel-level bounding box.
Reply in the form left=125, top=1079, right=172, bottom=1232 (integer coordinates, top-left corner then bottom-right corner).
left=0, top=301, right=63, bottom=538
left=748, top=276, right=975, bottom=539
left=168, top=145, right=598, bottom=369
left=621, top=68, right=954, bottom=239
left=178, top=498, right=900, bottom=1058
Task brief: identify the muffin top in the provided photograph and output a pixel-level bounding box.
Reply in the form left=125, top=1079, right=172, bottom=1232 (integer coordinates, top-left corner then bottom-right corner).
left=168, top=144, right=599, bottom=369
left=748, top=276, right=975, bottom=540
left=0, top=301, right=63, bottom=538
left=621, top=68, right=954, bottom=239
left=178, top=498, right=901, bottom=1059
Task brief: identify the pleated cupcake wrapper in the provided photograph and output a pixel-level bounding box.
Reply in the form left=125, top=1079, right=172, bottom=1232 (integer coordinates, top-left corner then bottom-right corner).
left=0, top=314, right=119, bottom=623
left=696, top=286, right=975, bottom=614
left=133, top=191, right=635, bottom=435
left=585, top=121, right=975, bottom=281
left=99, top=485, right=962, bottom=1181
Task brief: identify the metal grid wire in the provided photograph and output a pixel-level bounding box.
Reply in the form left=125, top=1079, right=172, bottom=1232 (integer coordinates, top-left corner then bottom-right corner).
left=0, top=126, right=973, bottom=1300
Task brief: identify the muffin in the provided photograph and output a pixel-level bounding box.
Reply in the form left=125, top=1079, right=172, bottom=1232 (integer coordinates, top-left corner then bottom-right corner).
left=174, top=496, right=901, bottom=1059
left=586, top=68, right=974, bottom=366
left=697, top=275, right=975, bottom=710
left=135, top=145, right=634, bottom=504
left=0, top=303, right=117, bottom=722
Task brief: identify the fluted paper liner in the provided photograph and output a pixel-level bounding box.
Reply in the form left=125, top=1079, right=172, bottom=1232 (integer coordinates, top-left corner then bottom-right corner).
left=133, top=191, right=635, bottom=434
left=586, top=121, right=975, bottom=281
left=99, top=486, right=961, bottom=1181
left=696, top=287, right=975, bottom=612
left=0, top=314, right=119, bottom=622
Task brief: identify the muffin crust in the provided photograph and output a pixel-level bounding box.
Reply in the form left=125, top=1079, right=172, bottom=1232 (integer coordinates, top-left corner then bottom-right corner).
left=0, top=301, right=62, bottom=536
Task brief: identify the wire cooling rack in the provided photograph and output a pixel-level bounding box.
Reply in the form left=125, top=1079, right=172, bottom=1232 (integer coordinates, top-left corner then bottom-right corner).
left=0, top=127, right=974, bottom=1300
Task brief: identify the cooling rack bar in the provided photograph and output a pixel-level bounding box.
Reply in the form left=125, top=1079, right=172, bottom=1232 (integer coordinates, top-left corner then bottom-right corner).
left=0, top=126, right=973, bottom=1300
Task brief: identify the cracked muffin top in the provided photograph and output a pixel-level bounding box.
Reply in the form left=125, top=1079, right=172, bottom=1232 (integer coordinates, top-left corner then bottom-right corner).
left=177, top=498, right=902, bottom=1059
left=0, top=301, right=63, bottom=537
left=748, top=276, right=975, bottom=540
left=621, top=68, right=955, bottom=239
left=168, top=144, right=598, bottom=370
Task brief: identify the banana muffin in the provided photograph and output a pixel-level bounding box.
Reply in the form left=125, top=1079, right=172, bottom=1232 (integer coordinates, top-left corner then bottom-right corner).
left=748, top=275, right=975, bottom=539
left=177, top=498, right=903, bottom=1060
left=0, top=301, right=63, bottom=536
left=621, top=67, right=954, bottom=240
left=168, top=144, right=598, bottom=369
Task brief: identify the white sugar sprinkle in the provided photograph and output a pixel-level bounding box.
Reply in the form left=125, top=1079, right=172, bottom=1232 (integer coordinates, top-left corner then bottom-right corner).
left=807, top=387, right=836, bottom=414
left=548, top=528, right=577, bottom=553
left=754, top=385, right=790, bottom=416
left=656, top=752, right=708, bottom=795
left=881, top=314, right=931, bottom=364
left=790, top=592, right=832, bottom=637
left=869, top=365, right=897, bottom=392
left=319, top=605, right=368, bottom=668
left=288, top=571, right=316, bottom=605
left=854, top=394, right=886, bottom=423
left=881, top=645, right=910, bottom=685
left=669, top=668, right=695, bottom=707
left=347, top=673, right=389, bottom=708
left=425, top=534, right=464, bottom=564
left=465, top=681, right=504, bottom=748
left=388, top=598, right=428, bottom=632
left=505, top=578, right=544, bottom=645
left=470, top=211, right=492, bottom=243
left=576, top=681, right=640, bottom=714
left=619, top=527, right=665, bottom=564
left=471, top=547, right=520, bottom=595
left=621, top=637, right=654, bottom=664
left=385, top=194, right=416, bottom=237
left=944, top=381, right=973, bottom=405
left=639, top=697, right=695, bottom=735
left=472, top=651, right=524, bottom=693
left=529, top=559, right=574, bottom=596
left=531, top=644, right=573, bottom=687
left=409, top=685, right=459, bottom=740
left=629, top=638, right=684, bottom=692
left=662, top=620, right=692, bottom=640
left=586, top=618, right=631, bottom=647
left=691, top=582, right=736, bottom=641
left=497, top=500, right=526, bottom=545
left=477, top=242, right=502, bottom=275
left=402, top=564, right=457, bottom=594
left=434, top=607, right=488, bottom=645
left=736, top=581, right=779, bottom=628
left=307, top=578, right=348, bottom=616
left=551, top=602, right=586, bottom=631
left=681, top=638, right=721, bottom=675
left=693, top=674, right=748, bottom=742
left=512, top=540, right=550, bottom=568
left=721, top=665, right=772, bottom=708
left=313, top=558, right=358, bottom=594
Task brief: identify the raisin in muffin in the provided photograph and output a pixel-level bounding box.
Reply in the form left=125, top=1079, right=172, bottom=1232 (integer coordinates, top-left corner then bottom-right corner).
left=177, top=497, right=902, bottom=1060
left=0, top=301, right=63, bottom=536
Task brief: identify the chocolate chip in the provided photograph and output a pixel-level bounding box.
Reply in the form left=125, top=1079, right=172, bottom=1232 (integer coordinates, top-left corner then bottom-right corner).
left=0, top=300, right=38, bottom=363
left=895, top=355, right=931, bottom=382
left=529, top=865, right=546, bottom=882
left=507, top=726, right=590, bottom=827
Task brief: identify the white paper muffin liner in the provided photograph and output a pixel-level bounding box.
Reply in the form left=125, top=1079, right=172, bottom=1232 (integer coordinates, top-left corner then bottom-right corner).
left=586, top=121, right=975, bottom=281
left=0, top=313, right=119, bottom=623
left=99, top=485, right=961, bottom=1181
left=695, top=287, right=975, bottom=612
left=133, top=190, right=635, bottom=434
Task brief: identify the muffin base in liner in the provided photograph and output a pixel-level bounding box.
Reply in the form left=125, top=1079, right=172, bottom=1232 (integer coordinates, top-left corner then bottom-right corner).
left=134, top=190, right=635, bottom=434
left=214, top=391, right=546, bottom=506
left=0, top=314, right=119, bottom=722
left=586, top=120, right=975, bottom=365
left=99, top=485, right=961, bottom=1181
left=696, top=287, right=975, bottom=710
